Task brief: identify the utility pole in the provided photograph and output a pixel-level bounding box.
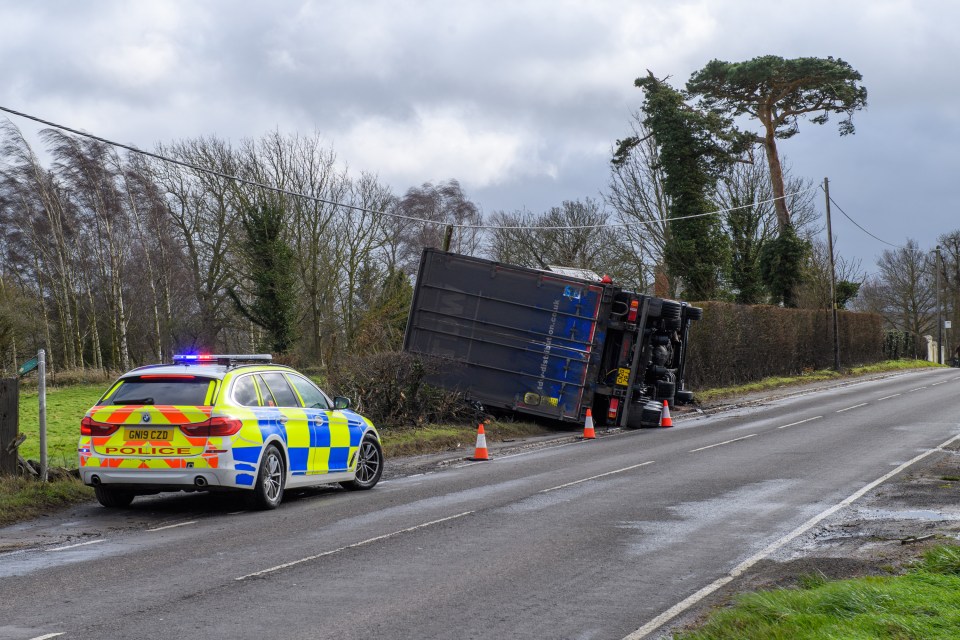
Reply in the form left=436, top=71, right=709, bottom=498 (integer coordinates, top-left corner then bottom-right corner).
left=936, top=245, right=943, bottom=364
left=442, top=225, right=454, bottom=252
left=824, top=178, right=840, bottom=371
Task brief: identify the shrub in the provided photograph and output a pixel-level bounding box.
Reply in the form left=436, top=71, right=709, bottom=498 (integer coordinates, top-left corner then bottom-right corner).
left=326, top=352, right=475, bottom=429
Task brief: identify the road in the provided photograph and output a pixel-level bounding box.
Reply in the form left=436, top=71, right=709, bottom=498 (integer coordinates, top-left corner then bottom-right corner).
left=2, top=368, right=959, bottom=640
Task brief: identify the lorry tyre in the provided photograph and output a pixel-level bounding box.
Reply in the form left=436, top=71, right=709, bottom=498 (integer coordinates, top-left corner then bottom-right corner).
left=684, top=306, right=703, bottom=321
left=675, top=390, right=694, bottom=404
left=664, top=317, right=682, bottom=330
left=656, top=381, right=676, bottom=399
left=646, top=298, right=663, bottom=319
left=642, top=404, right=664, bottom=427
left=662, top=300, right=682, bottom=319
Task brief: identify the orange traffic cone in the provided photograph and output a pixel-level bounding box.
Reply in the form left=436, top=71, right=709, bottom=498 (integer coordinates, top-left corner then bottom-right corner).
left=470, top=423, right=491, bottom=460
left=660, top=400, right=673, bottom=428
left=582, top=408, right=596, bottom=439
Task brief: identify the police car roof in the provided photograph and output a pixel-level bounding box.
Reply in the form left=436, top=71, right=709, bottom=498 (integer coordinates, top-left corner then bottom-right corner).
left=121, top=362, right=292, bottom=379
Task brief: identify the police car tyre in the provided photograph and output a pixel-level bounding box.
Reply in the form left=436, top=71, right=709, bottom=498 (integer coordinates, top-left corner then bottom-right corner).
left=249, top=444, right=285, bottom=510
left=94, top=485, right=135, bottom=508
left=341, top=435, right=383, bottom=491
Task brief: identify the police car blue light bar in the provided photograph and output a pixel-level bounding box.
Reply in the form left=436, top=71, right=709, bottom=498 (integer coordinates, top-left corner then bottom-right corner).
left=173, top=354, right=273, bottom=364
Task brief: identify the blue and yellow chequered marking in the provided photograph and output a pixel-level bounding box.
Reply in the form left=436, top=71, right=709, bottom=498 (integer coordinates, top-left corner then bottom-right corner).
left=230, top=407, right=370, bottom=485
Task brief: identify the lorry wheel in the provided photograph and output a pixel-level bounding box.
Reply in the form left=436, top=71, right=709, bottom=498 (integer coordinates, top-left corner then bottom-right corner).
left=646, top=298, right=663, bottom=319
left=684, top=306, right=703, bottom=321
left=675, top=390, right=694, bottom=404
left=656, top=381, right=676, bottom=399
left=662, top=300, right=682, bottom=319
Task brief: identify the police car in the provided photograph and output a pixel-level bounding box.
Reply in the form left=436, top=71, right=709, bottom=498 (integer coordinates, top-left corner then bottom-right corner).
left=78, top=354, right=383, bottom=509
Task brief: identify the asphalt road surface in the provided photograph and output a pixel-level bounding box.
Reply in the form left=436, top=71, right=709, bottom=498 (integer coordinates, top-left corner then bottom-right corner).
left=2, top=368, right=959, bottom=640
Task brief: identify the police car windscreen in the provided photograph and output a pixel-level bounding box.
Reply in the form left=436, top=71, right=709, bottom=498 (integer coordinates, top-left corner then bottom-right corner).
left=101, top=377, right=211, bottom=406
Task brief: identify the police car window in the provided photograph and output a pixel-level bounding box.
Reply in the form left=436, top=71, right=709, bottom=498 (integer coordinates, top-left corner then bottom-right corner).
left=287, top=374, right=330, bottom=410
left=232, top=375, right=260, bottom=407
left=259, top=372, right=299, bottom=408
left=101, top=377, right=212, bottom=406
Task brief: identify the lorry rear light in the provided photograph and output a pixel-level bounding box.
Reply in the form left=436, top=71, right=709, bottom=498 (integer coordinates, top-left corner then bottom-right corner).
left=80, top=416, right=120, bottom=436
left=180, top=417, right=243, bottom=438
left=627, top=300, right=639, bottom=323
left=607, top=398, right=620, bottom=421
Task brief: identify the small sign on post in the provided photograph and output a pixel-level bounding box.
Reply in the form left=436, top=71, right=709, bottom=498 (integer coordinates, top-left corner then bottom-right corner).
left=17, top=357, right=38, bottom=377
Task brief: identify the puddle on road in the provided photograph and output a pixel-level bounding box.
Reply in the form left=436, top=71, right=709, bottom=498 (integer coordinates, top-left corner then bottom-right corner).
left=853, top=508, right=960, bottom=522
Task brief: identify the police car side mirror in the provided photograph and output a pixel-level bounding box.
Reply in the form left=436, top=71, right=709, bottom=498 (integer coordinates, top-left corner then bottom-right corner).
left=333, top=396, right=351, bottom=410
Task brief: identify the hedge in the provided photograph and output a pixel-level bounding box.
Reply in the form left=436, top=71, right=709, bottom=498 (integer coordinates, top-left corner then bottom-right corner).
left=684, top=302, right=884, bottom=389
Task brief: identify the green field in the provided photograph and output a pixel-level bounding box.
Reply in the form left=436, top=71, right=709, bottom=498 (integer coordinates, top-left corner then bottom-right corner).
left=17, top=384, right=106, bottom=468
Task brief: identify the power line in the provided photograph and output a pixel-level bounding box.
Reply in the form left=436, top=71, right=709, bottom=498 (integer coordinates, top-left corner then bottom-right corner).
left=1, top=104, right=817, bottom=231
left=822, top=188, right=903, bottom=249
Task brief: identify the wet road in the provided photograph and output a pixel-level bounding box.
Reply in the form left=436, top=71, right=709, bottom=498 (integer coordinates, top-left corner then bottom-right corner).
left=2, top=368, right=959, bottom=640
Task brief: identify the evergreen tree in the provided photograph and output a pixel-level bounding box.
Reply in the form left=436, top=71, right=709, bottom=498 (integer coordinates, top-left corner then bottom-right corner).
left=228, top=202, right=299, bottom=354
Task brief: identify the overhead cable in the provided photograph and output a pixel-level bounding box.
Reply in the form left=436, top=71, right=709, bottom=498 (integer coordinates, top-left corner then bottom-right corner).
left=825, top=191, right=903, bottom=249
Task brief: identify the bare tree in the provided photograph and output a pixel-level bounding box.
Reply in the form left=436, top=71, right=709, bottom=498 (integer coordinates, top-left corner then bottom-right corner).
left=392, top=180, right=483, bottom=273
left=605, top=118, right=668, bottom=291
left=487, top=199, right=635, bottom=285
left=153, top=137, right=241, bottom=349
left=856, top=239, right=935, bottom=336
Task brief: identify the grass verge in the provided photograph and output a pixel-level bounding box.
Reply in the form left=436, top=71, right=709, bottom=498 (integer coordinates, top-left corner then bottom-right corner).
left=0, top=475, right=94, bottom=528
left=380, top=420, right=553, bottom=458
left=694, top=359, right=944, bottom=404
left=675, top=545, right=960, bottom=639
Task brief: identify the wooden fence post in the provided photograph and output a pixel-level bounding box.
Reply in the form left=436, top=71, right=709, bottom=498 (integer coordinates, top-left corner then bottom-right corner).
left=0, top=378, right=18, bottom=476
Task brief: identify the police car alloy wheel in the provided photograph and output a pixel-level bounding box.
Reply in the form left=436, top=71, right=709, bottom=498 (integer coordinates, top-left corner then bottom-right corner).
left=340, top=435, right=383, bottom=491
left=250, top=444, right=285, bottom=510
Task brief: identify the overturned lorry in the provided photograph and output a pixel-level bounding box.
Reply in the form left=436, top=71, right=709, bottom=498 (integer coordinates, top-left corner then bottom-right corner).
left=402, top=249, right=702, bottom=428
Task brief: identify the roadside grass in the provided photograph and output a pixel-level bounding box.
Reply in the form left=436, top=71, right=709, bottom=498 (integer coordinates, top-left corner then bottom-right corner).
left=380, top=420, right=553, bottom=458
left=0, top=476, right=94, bottom=528
left=694, top=359, right=943, bottom=404
left=675, top=545, right=960, bottom=640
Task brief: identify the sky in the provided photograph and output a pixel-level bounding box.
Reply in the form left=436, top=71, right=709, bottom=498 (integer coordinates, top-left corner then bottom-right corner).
left=2, top=0, right=957, bottom=276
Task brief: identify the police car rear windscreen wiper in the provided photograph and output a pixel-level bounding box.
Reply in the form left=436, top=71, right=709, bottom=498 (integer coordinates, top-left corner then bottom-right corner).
left=116, top=397, right=155, bottom=405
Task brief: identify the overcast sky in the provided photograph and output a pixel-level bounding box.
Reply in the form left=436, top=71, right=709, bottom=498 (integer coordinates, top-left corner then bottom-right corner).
left=2, top=0, right=957, bottom=275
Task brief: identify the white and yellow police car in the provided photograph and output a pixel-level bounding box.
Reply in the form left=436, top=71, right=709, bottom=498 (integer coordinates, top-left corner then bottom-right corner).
left=78, top=354, right=383, bottom=509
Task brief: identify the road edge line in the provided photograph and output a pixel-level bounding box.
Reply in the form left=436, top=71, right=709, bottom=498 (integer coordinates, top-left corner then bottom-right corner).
left=623, top=432, right=960, bottom=640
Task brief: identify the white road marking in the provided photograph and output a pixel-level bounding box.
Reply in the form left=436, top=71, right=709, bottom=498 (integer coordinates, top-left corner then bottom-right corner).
left=689, top=434, right=756, bottom=453
left=539, top=461, right=655, bottom=494
left=777, top=416, right=822, bottom=429
left=228, top=511, right=246, bottom=515
left=908, top=386, right=927, bottom=392
left=836, top=403, right=869, bottom=413
left=28, top=633, right=65, bottom=640
left=236, top=511, right=474, bottom=581
left=623, top=432, right=960, bottom=640
left=49, top=539, right=105, bottom=552
left=877, top=393, right=901, bottom=401
left=931, top=380, right=949, bottom=386
left=146, top=520, right=197, bottom=532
